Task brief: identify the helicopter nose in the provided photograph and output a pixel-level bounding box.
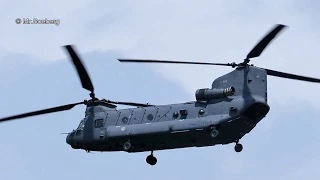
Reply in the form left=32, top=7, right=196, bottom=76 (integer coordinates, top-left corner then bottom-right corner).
left=66, top=131, right=76, bottom=145
left=66, top=134, right=72, bottom=145
left=66, top=131, right=82, bottom=149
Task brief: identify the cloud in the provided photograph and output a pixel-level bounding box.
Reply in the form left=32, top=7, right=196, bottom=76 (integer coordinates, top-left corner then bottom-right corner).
left=1, top=1, right=320, bottom=179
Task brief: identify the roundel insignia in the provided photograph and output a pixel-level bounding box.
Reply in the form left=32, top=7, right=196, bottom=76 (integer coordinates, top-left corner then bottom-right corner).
left=121, top=127, right=126, bottom=131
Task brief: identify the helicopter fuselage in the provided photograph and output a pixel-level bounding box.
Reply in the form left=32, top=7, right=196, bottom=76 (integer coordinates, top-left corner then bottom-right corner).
left=66, top=66, right=270, bottom=153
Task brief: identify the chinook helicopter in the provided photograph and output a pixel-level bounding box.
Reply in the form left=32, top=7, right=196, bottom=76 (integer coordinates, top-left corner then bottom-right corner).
left=1, top=24, right=320, bottom=166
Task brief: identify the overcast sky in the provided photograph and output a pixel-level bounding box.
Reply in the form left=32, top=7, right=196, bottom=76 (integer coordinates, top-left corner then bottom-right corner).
left=1, top=1, right=320, bottom=179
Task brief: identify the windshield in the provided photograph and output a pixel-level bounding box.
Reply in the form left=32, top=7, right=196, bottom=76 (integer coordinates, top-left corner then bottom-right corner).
left=77, top=120, right=85, bottom=130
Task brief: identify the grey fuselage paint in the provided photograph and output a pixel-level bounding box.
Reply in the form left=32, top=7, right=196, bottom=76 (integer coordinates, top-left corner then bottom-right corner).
left=67, top=66, right=270, bottom=152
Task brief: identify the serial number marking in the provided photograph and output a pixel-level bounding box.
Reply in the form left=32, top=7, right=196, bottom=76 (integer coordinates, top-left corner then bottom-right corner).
left=220, top=80, right=228, bottom=84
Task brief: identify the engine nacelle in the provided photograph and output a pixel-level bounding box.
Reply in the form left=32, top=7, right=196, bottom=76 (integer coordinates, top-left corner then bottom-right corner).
left=195, top=87, right=235, bottom=101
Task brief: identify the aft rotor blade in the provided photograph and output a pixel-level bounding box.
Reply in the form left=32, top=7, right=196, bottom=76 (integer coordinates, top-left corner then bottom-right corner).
left=118, top=59, right=234, bottom=67
left=246, top=24, right=287, bottom=59
left=64, top=45, right=94, bottom=93
left=105, top=100, right=154, bottom=107
left=264, top=68, right=320, bottom=83
left=0, top=101, right=85, bottom=122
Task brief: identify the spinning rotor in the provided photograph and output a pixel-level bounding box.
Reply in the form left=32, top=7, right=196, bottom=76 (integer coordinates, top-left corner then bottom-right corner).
left=0, top=45, right=153, bottom=123
left=118, top=24, right=320, bottom=83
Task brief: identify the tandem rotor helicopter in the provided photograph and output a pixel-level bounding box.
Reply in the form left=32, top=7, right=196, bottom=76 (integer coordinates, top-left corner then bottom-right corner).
left=1, top=24, right=319, bottom=166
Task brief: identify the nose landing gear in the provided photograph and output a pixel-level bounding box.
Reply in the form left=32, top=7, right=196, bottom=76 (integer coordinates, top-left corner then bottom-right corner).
left=146, top=151, right=157, bottom=166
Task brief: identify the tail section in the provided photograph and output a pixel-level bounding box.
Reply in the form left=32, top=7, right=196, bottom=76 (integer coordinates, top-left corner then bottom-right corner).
left=211, top=66, right=267, bottom=102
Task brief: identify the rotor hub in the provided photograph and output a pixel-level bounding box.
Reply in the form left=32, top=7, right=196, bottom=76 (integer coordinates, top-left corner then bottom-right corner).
left=243, top=58, right=250, bottom=65
left=90, top=92, right=95, bottom=99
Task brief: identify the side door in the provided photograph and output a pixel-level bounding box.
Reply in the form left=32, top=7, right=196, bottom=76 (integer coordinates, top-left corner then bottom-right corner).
left=92, top=112, right=107, bottom=141
left=83, top=112, right=106, bottom=142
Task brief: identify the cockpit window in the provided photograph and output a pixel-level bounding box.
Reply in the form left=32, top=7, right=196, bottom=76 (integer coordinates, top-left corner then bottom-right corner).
left=94, top=119, right=104, bottom=128
left=76, top=130, right=82, bottom=136
left=77, top=120, right=85, bottom=130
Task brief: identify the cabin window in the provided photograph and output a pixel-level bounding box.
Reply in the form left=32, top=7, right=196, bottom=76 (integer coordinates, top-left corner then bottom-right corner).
left=122, top=117, right=128, bottom=124
left=180, top=109, right=188, bottom=119
left=180, top=109, right=188, bottom=115
left=198, top=109, right=205, bottom=116
left=173, top=112, right=179, bottom=119
left=147, top=114, right=153, bottom=121
left=94, top=119, right=104, bottom=128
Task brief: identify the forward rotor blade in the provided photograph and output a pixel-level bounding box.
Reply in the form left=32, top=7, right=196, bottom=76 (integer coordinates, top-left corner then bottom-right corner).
left=105, top=99, right=154, bottom=107
left=64, top=45, right=94, bottom=93
left=247, top=24, right=287, bottom=59
left=118, top=59, right=233, bottom=67
left=0, top=101, right=85, bottom=123
left=264, top=68, right=320, bottom=83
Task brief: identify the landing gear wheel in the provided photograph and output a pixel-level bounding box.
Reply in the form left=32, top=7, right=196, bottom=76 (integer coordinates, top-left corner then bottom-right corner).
left=210, top=128, right=219, bottom=138
left=146, top=152, right=157, bottom=166
left=234, top=143, right=243, bottom=152
left=123, top=141, right=132, bottom=151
